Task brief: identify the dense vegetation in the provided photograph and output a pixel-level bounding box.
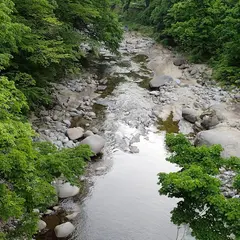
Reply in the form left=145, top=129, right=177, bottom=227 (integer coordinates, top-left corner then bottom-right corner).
left=159, top=134, right=240, bottom=240
left=0, top=77, right=93, bottom=239
left=0, top=0, right=122, bottom=108
left=117, top=0, right=240, bottom=86
left=0, top=0, right=122, bottom=238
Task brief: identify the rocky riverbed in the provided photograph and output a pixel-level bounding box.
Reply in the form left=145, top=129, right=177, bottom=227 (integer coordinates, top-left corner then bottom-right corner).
left=33, top=32, right=240, bottom=240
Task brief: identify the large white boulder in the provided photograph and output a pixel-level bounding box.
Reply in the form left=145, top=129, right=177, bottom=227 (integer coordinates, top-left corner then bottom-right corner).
left=55, top=181, right=80, bottom=198
left=80, top=134, right=105, bottom=154
left=54, top=222, right=75, bottom=238
left=194, top=127, right=240, bottom=158
left=67, top=127, right=84, bottom=140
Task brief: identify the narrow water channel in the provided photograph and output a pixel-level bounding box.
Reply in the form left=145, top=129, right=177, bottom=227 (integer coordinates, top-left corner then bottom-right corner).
left=38, top=33, right=195, bottom=240
left=72, top=130, right=192, bottom=240
left=70, top=78, right=194, bottom=240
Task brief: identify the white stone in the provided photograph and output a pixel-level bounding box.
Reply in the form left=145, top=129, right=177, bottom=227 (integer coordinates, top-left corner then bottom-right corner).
left=63, top=119, right=71, bottom=126
left=53, top=206, right=61, bottom=211
left=84, top=130, right=94, bottom=137
left=55, top=181, right=80, bottom=198
left=37, top=220, right=47, bottom=231
left=54, top=222, right=75, bottom=238
left=80, top=135, right=105, bottom=154
left=66, top=212, right=79, bottom=220
left=45, top=209, right=54, bottom=215
left=67, top=127, right=84, bottom=140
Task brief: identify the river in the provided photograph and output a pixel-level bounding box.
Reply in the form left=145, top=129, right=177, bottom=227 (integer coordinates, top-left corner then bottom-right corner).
left=67, top=33, right=195, bottom=240
left=37, top=32, right=230, bottom=240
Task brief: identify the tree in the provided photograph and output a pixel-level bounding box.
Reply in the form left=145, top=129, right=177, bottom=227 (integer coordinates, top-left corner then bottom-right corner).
left=0, top=77, right=93, bottom=239
left=158, top=134, right=240, bottom=240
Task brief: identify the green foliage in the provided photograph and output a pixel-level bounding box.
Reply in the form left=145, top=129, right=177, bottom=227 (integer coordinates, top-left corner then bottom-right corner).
left=158, top=133, right=240, bottom=240
left=120, top=0, right=240, bottom=86
left=0, top=77, right=93, bottom=239
left=0, top=0, right=123, bottom=108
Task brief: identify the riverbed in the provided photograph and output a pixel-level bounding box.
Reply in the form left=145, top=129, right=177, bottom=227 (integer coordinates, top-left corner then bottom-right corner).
left=34, top=32, right=239, bottom=240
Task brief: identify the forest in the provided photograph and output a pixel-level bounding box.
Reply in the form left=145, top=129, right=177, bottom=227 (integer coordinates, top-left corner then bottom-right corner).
left=119, top=0, right=240, bottom=86
left=0, top=0, right=122, bottom=239
left=0, top=0, right=239, bottom=239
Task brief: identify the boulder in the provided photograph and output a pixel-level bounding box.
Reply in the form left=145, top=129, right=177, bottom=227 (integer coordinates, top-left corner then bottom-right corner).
left=80, top=135, right=105, bottom=154
left=149, top=75, right=173, bottom=89
left=55, top=181, right=80, bottom=198
left=200, top=107, right=225, bottom=129
left=67, top=127, right=84, bottom=140
left=37, top=220, right=47, bottom=231
left=173, top=58, right=186, bottom=66
left=182, top=108, right=198, bottom=123
left=84, top=130, right=94, bottom=138
left=54, top=222, right=75, bottom=238
left=194, top=127, right=240, bottom=158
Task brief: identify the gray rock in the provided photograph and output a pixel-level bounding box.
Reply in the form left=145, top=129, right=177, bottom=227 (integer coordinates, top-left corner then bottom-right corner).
left=97, top=85, right=107, bottom=91
left=55, top=181, right=80, bottom=198
left=84, top=130, right=94, bottom=137
left=83, top=96, right=89, bottom=102
left=80, top=135, right=105, bottom=154
left=179, top=64, right=189, bottom=69
left=63, top=119, right=71, bottom=127
left=53, top=115, right=58, bottom=121
left=200, top=108, right=224, bottom=129
left=96, top=167, right=107, bottom=172
left=129, top=146, right=140, bottom=153
left=37, top=220, right=47, bottom=231
left=53, top=206, right=61, bottom=211
left=173, top=58, right=186, bottom=66
left=54, top=141, right=63, bottom=148
left=182, top=108, right=198, bottom=123
left=44, top=116, right=52, bottom=122
left=54, top=222, right=75, bottom=238
left=45, top=209, right=54, bottom=215
left=67, top=127, right=84, bottom=140
left=75, top=86, right=83, bottom=92
left=66, top=212, right=79, bottom=220
left=91, top=127, right=99, bottom=134
left=64, top=140, right=75, bottom=148
left=40, top=110, right=49, bottom=116
left=88, top=112, right=96, bottom=119
left=194, top=127, right=240, bottom=158
left=149, top=75, right=173, bottom=89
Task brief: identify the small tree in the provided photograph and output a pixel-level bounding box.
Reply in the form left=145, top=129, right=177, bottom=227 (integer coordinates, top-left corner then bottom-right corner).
left=158, top=133, right=240, bottom=240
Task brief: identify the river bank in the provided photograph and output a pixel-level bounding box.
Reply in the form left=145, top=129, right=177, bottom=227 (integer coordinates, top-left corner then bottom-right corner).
left=33, top=32, right=240, bottom=240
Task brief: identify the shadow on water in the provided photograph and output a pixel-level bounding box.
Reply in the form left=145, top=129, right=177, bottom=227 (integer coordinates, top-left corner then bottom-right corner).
left=131, top=54, right=149, bottom=63
left=157, top=111, right=180, bottom=133
left=98, top=76, right=126, bottom=98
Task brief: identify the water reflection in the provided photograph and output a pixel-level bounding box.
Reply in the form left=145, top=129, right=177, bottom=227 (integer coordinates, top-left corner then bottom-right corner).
left=71, top=130, right=193, bottom=240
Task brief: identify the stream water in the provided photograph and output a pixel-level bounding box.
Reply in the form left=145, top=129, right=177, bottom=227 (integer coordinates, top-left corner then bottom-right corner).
left=68, top=35, right=194, bottom=240
left=37, top=33, right=197, bottom=240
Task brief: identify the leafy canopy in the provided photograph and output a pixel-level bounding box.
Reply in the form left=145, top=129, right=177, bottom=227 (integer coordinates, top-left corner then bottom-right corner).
left=158, top=133, right=240, bottom=240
